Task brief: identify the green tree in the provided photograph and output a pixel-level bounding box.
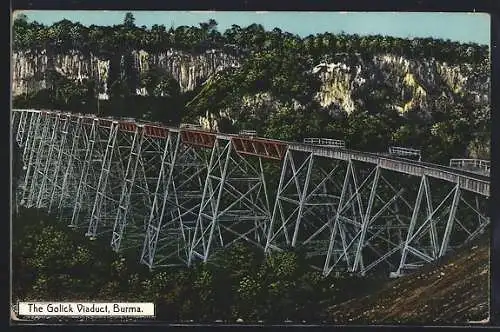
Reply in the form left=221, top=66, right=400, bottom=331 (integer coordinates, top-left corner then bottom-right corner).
left=124, top=12, right=136, bottom=28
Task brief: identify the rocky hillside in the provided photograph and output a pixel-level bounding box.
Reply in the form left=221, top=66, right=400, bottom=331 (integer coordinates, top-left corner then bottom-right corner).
left=12, top=49, right=489, bottom=113
left=189, top=52, right=489, bottom=130
left=313, top=53, right=489, bottom=114
left=11, top=13, right=491, bottom=162
left=12, top=49, right=239, bottom=97
left=329, top=234, right=490, bottom=325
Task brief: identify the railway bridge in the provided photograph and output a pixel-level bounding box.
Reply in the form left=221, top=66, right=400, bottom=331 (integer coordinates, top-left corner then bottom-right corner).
left=11, top=109, right=490, bottom=277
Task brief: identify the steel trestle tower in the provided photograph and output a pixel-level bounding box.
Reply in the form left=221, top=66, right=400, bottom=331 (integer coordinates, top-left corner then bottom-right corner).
left=12, top=109, right=490, bottom=277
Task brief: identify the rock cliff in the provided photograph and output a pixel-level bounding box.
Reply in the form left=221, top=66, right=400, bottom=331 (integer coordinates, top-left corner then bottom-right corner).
left=191, top=52, right=489, bottom=132
left=12, top=49, right=240, bottom=97
left=312, top=53, right=489, bottom=114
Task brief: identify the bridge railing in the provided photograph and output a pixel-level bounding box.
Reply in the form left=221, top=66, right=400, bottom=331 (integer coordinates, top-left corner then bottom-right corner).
left=304, top=138, right=346, bottom=148
left=450, top=159, right=490, bottom=174
left=291, top=143, right=490, bottom=197
left=388, top=146, right=421, bottom=160
left=11, top=109, right=489, bottom=197
left=180, top=123, right=202, bottom=129
left=239, top=130, right=257, bottom=136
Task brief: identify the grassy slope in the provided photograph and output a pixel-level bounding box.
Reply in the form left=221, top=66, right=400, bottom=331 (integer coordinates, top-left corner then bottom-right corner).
left=329, top=234, right=490, bottom=325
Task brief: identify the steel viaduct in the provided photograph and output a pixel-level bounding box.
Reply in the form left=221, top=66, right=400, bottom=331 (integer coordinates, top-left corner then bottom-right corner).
left=11, top=109, right=490, bottom=277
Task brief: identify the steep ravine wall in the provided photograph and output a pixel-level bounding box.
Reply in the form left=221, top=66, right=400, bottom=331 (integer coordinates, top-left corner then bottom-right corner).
left=12, top=49, right=240, bottom=97
left=312, top=54, right=489, bottom=114
left=195, top=53, right=489, bottom=130
left=12, top=49, right=490, bottom=137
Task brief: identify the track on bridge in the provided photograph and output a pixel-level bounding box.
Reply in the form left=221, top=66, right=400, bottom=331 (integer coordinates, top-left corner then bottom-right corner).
left=11, top=109, right=490, bottom=277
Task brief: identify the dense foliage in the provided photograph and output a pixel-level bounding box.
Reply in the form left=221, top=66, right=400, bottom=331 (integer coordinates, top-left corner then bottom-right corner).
left=13, top=13, right=487, bottom=64
left=12, top=12, right=490, bottom=162
left=12, top=208, right=390, bottom=322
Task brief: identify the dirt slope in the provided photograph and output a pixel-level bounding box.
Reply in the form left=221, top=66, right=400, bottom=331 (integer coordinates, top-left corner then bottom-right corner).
left=329, top=236, right=490, bottom=325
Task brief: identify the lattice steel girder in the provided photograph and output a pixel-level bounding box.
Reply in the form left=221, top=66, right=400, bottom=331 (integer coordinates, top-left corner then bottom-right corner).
left=11, top=109, right=491, bottom=278
left=265, top=150, right=346, bottom=254
left=87, top=119, right=127, bottom=238
left=393, top=174, right=488, bottom=276
left=188, top=136, right=272, bottom=266
left=36, top=113, right=72, bottom=209
left=50, top=116, right=83, bottom=214
left=111, top=122, right=164, bottom=251
left=15, top=111, right=39, bottom=205
left=141, top=130, right=183, bottom=267
left=181, top=130, right=216, bottom=148
left=231, top=137, right=287, bottom=160
left=289, top=143, right=489, bottom=197
left=25, top=112, right=58, bottom=208
left=70, top=117, right=109, bottom=228
left=142, top=136, right=212, bottom=268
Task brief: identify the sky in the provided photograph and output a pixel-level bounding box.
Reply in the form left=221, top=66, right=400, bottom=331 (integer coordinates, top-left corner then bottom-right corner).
left=14, top=11, right=490, bottom=45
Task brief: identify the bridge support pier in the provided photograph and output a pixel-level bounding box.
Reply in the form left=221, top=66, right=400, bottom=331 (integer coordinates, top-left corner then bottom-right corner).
left=266, top=150, right=344, bottom=260
left=87, top=121, right=120, bottom=238
left=140, top=131, right=181, bottom=268
left=21, top=112, right=50, bottom=208
left=322, top=160, right=396, bottom=276
left=188, top=137, right=272, bottom=266
left=29, top=113, right=64, bottom=208
left=37, top=114, right=71, bottom=210
left=70, top=118, right=101, bottom=229
left=111, top=125, right=145, bottom=251
left=52, top=117, right=83, bottom=215
left=395, top=179, right=465, bottom=276
left=141, top=137, right=209, bottom=268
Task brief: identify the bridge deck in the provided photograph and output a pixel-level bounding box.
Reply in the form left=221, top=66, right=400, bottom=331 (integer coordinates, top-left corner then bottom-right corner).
left=12, top=109, right=490, bottom=197
left=289, top=143, right=489, bottom=197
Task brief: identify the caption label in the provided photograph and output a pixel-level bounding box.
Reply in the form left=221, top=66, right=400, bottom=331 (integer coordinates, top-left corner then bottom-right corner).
left=17, top=302, right=155, bottom=317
